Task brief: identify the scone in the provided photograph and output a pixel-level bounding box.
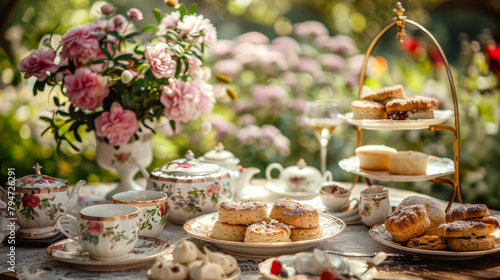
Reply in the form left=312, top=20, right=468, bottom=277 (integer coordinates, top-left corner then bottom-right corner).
left=447, top=236, right=495, bottom=251
left=439, top=220, right=488, bottom=238
left=290, top=227, right=324, bottom=241
left=210, top=221, right=247, bottom=241
left=388, top=151, right=429, bottom=176
left=407, top=235, right=447, bottom=250
left=385, top=204, right=431, bottom=243
left=386, top=96, right=440, bottom=120
left=446, top=204, right=490, bottom=223
left=351, top=100, right=387, bottom=119
left=218, top=201, right=268, bottom=225
left=244, top=221, right=291, bottom=243
left=361, top=84, right=407, bottom=105
left=355, top=145, right=397, bottom=171
left=269, top=198, right=320, bottom=229
left=466, top=216, right=499, bottom=235
left=396, top=196, right=446, bottom=236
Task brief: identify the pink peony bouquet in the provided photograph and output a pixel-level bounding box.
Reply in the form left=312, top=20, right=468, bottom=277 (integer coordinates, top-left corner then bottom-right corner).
left=17, top=2, right=219, bottom=149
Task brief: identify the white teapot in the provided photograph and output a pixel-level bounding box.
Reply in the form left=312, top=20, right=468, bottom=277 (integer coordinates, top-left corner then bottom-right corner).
left=5, top=163, right=85, bottom=239
left=199, top=143, right=260, bottom=198
left=266, top=159, right=332, bottom=193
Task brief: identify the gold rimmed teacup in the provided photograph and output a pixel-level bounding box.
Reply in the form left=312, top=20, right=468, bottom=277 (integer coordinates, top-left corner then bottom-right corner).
left=320, top=182, right=351, bottom=211
left=112, top=190, right=168, bottom=237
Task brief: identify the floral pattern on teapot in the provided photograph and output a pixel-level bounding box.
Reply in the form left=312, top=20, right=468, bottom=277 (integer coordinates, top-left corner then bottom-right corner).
left=14, top=193, right=65, bottom=221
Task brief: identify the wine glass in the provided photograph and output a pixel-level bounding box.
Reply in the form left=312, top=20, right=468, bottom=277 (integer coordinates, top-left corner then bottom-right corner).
left=303, top=100, right=342, bottom=175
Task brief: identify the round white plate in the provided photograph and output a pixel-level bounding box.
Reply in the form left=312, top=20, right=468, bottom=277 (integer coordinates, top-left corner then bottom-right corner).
left=338, top=155, right=454, bottom=182
left=183, top=212, right=346, bottom=259
left=46, top=236, right=171, bottom=271
left=264, top=181, right=319, bottom=200
left=369, top=224, right=500, bottom=260
left=338, top=109, right=453, bottom=130
left=258, top=252, right=377, bottom=279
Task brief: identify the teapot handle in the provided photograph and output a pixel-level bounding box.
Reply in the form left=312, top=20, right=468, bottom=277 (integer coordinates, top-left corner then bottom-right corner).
left=323, top=171, right=333, bottom=182
left=265, top=163, right=284, bottom=181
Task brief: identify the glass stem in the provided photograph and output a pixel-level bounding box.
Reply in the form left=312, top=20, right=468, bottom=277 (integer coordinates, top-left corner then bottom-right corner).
left=320, top=138, right=329, bottom=175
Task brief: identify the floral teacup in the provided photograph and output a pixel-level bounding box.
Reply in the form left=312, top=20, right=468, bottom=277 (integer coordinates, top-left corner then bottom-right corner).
left=56, top=204, right=139, bottom=261
left=112, top=190, right=168, bottom=237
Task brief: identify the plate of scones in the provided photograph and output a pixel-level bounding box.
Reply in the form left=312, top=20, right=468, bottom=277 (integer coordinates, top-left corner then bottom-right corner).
left=369, top=196, right=500, bottom=260
left=184, top=198, right=346, bottom=258
left=339, top=84, right=453, bottom=130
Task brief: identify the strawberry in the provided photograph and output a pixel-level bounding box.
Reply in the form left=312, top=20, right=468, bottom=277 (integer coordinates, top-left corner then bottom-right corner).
left=270, top=260, right=282, bottom=275
left=320, top=269, right=341, bottom=280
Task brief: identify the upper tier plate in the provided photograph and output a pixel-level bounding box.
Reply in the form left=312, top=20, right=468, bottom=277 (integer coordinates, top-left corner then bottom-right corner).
left=338, top=109, right=453, bottom=130
left=339, top=155, right=454, bottom=182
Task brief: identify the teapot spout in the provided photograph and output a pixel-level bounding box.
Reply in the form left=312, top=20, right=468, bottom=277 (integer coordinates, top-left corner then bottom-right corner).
left=237, top=167, right=260, bottom=186
left=68, top=180, right=86, bottom=211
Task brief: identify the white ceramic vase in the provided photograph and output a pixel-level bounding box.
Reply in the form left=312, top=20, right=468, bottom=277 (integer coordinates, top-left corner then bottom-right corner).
left=96, top=134, right=152, bottom=200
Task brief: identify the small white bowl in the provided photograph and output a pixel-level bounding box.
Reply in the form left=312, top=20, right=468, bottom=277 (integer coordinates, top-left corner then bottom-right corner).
left=320, top=182, right=350, bottom=211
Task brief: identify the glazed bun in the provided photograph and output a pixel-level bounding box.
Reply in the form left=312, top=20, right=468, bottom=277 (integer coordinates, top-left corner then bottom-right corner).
left=385, top=204, right=431, bottom=243
left=269, top=198, right=320, bottom=229
left=446, top=204, right=490, bottom=223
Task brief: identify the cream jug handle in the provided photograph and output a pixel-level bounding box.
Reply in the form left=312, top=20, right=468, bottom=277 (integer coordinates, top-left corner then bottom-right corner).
left=56, top=214, right=80, bottom=244
left=265, top=163, right=284, bottom=181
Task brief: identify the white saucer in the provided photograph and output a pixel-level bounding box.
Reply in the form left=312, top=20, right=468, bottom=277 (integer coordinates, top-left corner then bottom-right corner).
left=264, top=181, right=319, bottom=200
left=46, top=236, right=171, bottom=271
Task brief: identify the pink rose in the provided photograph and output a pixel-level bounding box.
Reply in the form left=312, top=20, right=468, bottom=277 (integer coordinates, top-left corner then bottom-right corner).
left=17, top=49, right=58, bottom=81
left=85, top=221, right=104, bottom=236
left=205, top=182, right=222, bottom=197
left=23, top=178, right=36, bottom=185
left=157, top=11, right=181, bottom=38
left=191, top=79, right=215, bottom=115
left=64, top=67, right=109, bottom=110
left=61, top=25, right=100, bottom=64
left=160, top=79, right=198, bottom=123
left=177, top=14, right=217, bottom=47
left=22, top=193, right=41, bottom=208
left=95, top=102, right=139, bottom=146
left=100, top=5, right=115, bottom=15
left=127, top=8, right=143, bottom=20
left=145, top=43, right=176, bottom=79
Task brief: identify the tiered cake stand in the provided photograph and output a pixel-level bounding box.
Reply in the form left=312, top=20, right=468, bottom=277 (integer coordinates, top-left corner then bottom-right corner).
left=339, top=2, right=462, bottom=212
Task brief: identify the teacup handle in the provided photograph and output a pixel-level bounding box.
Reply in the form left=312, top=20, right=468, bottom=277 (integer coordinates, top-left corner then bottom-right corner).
left=323, top=171, right=333, bottom=182
left=265, top=163, right=284, bottom=181
left=56, top=214, right=80, bottom=244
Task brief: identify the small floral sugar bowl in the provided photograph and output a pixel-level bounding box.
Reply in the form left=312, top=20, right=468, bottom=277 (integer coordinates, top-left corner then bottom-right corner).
left=6, top=163, right=85, bottom=239
left=135, top=151, right=232, bottom=225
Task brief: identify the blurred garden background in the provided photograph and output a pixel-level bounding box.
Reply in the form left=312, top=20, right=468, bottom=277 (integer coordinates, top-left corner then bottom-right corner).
left=1, top=0, right=500, bottom=207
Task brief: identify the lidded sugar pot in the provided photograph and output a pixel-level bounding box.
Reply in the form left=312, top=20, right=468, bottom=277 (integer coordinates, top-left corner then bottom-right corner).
left=5, top=163, right=85, bottom=239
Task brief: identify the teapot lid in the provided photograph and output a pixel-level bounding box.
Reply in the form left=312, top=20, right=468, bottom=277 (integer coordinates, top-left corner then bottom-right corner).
left=156, top=150, right=222, bottom=177
left=282, top=159, right=321, bottom=179
left=203, top=143, right=236, bottom=161
left=15, top=163, right=67, bottom=189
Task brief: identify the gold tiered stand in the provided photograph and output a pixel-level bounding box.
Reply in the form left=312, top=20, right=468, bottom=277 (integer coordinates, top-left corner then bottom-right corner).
left=352, top=2, right=462, bottom=212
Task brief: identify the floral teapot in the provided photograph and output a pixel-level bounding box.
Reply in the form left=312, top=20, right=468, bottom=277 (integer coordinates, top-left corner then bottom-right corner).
left=5, top=163, right=85, bottom=239
left=199, top=143, right=260, bottom=198
left=266, top=159, right=332, bottom=193
left=133, top=151, right=232, bottom=225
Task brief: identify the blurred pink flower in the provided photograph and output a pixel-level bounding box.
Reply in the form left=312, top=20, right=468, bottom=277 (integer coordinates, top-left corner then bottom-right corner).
left=127, top=8, right=143, bottom=20
left=178, top=14, right=217, bottom=47
left=236, top=125, right=261, bottom=144
left=100, top=5, right=115, bottom=15
left=210, top=40, right=235, bottom=57
left=261, top=124, right=281, bottom=139
left=160, top=79, right=198, bottom=122
left=192, top=79, right=215, bottom=115
left=17, top=49, right=59, bottom=81
left=291, top=97, right=307, bottom=113
left=214, top=59, right=243, bottom=80
left=240, top=114, right=256, bottom=126
left=157, top=11, right=180, bottom=37
left=109, top=15, right=128, bottom=31
left=318, top=35, right=358, bottom=57
left=273, top=134, right=291, bottom=156
left=297, top=57, right=322, bottom=75
left=251, top=84, right=289, bottom=106
left=236, top=32, right=269, bottom=44
left=64, top=67, right=109, bottom=110
left=209, top=116, right=236, bottom=140
left=61, top=25, right=100, bottom=64
left=145, top=43, right=176, bottom=79
left=293, top=21, right=329, bottom=38
left=182, top=55, right=211, bottom=80
left=95, top=102, right=139, bottom=146
left=318, top=53, right=345, bottom=71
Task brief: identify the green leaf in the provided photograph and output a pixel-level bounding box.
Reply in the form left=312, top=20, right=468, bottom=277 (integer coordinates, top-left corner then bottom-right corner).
left=187, top=3, right=197, bottom=15
left=152, top=8, right=163, bottom=23
left=53, top=96, right=60, bottom=106
left=33, top=80, right=46, bottom=96
left=178, top=4, right=186, bottom=19
left=169, top=120, right=176, bottom=132
left=40, top=116, right=52, bottom=123
left=114, top=53, right=134, bottom=61
left=141, top=25, right=156, bottom=33
left=124, top=31, right=142, bottom=39
left=115, top=224, right=119, bottom=229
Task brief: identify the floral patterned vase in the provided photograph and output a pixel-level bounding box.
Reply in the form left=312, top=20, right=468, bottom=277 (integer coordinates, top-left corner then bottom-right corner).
left=96, top=134, right=152, bottom=200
